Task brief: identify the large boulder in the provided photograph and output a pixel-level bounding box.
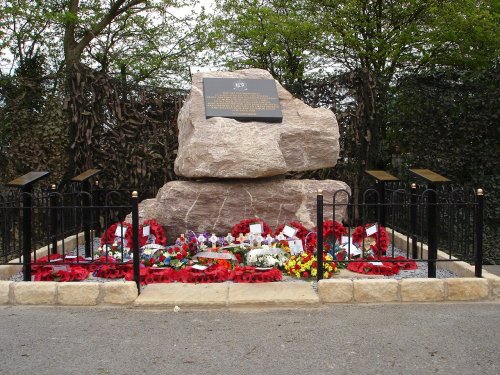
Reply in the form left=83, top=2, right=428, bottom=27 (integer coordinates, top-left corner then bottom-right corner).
left=136, top=179, right=350, bottom=243
left=174, top=69, right=340, bottom=179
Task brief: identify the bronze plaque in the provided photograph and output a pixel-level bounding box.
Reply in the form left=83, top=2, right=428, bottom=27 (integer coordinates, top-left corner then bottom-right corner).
left=203, top=78, right=282, bottom=122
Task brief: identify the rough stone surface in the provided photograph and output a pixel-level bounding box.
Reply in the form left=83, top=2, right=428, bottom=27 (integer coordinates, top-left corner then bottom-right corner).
left=57, top=283, right=100, bottom=306
left=14, top=282, right=57, bottom=305
left=101, top=281, right=138, bottom=305
left=135, top=283, right=228, bottom=308
left=446, top=278, right=489, bottom=301
left=136, top=179, right=349, bottom=243
left=0, top=281, right=12, bottom=304
left=353, top=279, right=399, bottom=303
left=318, top=279, right=353, bottom=303
left=401, top=278, right=445, bottom=302
left=174, top=69, right=340, bottom=178
left=227, top=282, right=319, bottom=307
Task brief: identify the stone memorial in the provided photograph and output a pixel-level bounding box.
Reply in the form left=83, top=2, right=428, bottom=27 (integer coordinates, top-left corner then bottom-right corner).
left=174, top=68, right=340, bottom=179
left=136, top=68, right=350, bottom=240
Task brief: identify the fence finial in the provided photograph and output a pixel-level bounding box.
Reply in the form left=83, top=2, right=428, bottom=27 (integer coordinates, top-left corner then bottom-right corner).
left=317, top=189, right=323, bottom=195
left=51, top=184, right=57, bottom=191
left=476, top=188, right=484, bottom=196
left=132, top=191, right=138, bottom=198
left=411, top=183, right=417, bottom=189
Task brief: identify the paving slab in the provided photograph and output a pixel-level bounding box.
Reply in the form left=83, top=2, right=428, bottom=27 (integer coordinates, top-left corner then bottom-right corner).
left=134, top=283, right=228, bottom=308
left=228, top=282, right=319, bottom=308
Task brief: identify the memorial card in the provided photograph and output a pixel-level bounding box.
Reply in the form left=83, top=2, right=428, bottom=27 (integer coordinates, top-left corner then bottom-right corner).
left=282, top=225, right=298, bottom=238
left=249, top=223, right=263, bottom=234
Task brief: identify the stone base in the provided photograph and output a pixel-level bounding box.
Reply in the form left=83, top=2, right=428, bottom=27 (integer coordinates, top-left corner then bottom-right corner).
left=136, top=179, right=350, bottom=243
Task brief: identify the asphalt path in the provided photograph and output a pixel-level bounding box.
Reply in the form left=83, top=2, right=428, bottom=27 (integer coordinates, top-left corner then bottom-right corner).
left=0, top=303, right=498, bottom=375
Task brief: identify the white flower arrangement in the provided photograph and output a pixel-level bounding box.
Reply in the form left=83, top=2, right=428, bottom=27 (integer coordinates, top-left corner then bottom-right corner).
left=245, top=246, right=289, bottom=268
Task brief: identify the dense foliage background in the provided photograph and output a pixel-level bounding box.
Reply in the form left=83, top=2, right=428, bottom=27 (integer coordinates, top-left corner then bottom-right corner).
left=0, top=0, right=498, bottom=260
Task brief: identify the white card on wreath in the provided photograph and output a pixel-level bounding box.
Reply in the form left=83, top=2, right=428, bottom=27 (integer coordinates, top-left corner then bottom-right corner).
left=369, top=261, right=383, bottom=266
left=343, top=244, right=362, bottom=257
left=142, top=225, right=150, bottom=236
left=192, top=264, right=208, bottom=271
left=288, top=240, right=304, bottom=255
left=283, top=225, right=298, bottom=238
left=366, top=224, right=378, bottom=236
left=249, top=223, right=263, bottom=234
left=114, top=225, right=127, bottom=237
left=341, top=236, right=350, bottom=245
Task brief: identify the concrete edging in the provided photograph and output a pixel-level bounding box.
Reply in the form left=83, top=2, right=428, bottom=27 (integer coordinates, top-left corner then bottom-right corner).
left=318, top=277, right=497, bottom=304
left=1, top=276, right=497, bottom=307
left=0, top=281, right=138, bottom=306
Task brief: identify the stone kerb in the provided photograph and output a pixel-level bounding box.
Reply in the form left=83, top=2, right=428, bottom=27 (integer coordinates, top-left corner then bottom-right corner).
left=318, top=277, right=499, bottom=303
left=2, top=281, right=138, bottom=306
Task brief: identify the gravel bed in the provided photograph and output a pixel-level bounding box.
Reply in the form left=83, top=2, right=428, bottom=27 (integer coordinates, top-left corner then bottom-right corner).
left=8, top=242, right=458, bottom=284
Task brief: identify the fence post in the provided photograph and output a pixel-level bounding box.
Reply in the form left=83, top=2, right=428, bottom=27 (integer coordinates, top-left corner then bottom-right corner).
left=21, top=188, right=33, bottom=281
left=93, top=180, right=103, bottom=237
left=409, top=169, right=450, bottom=278
left=131, top=191, right=141, bottom=293
left=71, top=169, right=101, bottom=257
left=316, top=190, right=324, bottom=281
left=82, top=180, right=92, bottom=257
left=475, top=189, right=484, bottom=278
left=376, top=180, right=385, bottom=226
left=49, top=184, right=58, bottom=255
left=427, top=186, right=438, bottom=278
left=6, top=171, right=50, bottom=281
left=410, top=183, right=418, bottom=259
left=364, top=170, right=399, bottom=227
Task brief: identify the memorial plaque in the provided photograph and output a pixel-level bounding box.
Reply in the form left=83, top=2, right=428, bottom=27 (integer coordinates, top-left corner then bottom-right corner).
left=203, top=78, right=283, bottom=122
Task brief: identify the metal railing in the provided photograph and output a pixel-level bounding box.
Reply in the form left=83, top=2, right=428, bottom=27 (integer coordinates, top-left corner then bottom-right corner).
left=316, top=181, right=485, bottom=281
left=0, top=171, right=142, bottom=291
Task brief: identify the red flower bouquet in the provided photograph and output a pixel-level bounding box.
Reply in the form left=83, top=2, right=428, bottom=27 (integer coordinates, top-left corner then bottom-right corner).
left=100, top=222, right=133, bottom=246
left=351, top=224, right=390, bottom=255
left=305, top=220, right=347, bottom=253
left=274, top=221, right=310, bottom=242
left=139, top=219, right=167, bottom=247
left=231, top=218, right=272, bottom=239
left=347, top=259, right=400, bottom=276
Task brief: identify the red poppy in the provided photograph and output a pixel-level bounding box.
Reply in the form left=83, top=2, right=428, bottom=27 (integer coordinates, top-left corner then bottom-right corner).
left=352, top=224, right=390, bottom=255
left=231, top=218, right=272, bottom=239
left=274, top=221, right=310, bottom=242
left=100, top=222, right=133, bottom=246
left=139, top=219, right=167, bottom=247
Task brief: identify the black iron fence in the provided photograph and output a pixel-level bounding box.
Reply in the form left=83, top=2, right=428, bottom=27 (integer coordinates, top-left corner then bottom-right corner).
left=0, top=171, right=141, bottom=291
left=316, top=177, right=486, bottom=281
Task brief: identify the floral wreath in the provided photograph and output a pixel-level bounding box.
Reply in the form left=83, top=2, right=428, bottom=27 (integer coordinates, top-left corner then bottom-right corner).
left=274, top=221, right=310, bottom=242
left=231, top=218, right=272, bottom=239
left=347, top=256, right=417, bottom=276
left=347, top=259, right=399, bottom=276
left=305, top=220, right=347, bottom=252
left=101, top=222, right=133, bottom=246
left=351, top=223, right=390, bottom=255
left=139, top=219, right=167, bottom=247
